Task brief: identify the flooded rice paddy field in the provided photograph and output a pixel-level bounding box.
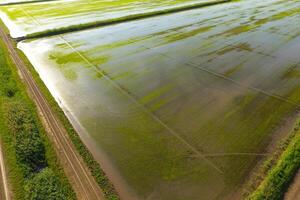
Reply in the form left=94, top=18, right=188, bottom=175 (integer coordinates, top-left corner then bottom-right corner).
left=15, top=0, right=300, bottom=199
left=0, top=0, right=220, bottom=38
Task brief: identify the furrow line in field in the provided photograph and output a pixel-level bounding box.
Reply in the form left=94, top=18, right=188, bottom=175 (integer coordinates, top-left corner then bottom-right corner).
left=59, top=34, right=224, bottom=174
left=151, top=49, right=299, bottom=107
left=188, top=62, right=299, bottom=106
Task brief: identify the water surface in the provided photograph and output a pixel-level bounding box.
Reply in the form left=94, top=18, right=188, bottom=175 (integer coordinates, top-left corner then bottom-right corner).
left=0, top=0, right=221, bottom=38
left=18, top=0, right=300, bottom=199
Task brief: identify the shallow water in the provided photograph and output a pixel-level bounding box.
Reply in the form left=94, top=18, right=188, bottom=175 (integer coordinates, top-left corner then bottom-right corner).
left=0, top=0, right=220, bottom=38
left=18, top=0, right=300, bottom=199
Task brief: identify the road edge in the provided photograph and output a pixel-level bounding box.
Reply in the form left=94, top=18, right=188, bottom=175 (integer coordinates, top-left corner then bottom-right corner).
left=0, top=22, right=106, bottom=200
left=0, top=141, right=11, bottom=200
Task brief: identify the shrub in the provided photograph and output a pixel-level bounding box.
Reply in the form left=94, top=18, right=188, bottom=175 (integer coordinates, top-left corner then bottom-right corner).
left=25, top=168, right=71, bottom=200
left=4, top=101, right=47, bottom=176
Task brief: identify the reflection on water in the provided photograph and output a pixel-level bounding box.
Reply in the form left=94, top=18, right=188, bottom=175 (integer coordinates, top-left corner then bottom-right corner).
left=18, top=0, right=300, bottom=199
left=0, top=0, right=222, bottom=38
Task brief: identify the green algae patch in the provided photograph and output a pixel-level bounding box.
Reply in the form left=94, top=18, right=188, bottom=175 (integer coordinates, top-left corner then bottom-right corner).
left=282, top=65, right=300, bottom=79
left=139, top=84, right=174, bottom=105
left=221, top=24, right=255, bottom=37
left=164, top=25, right=214, bottom=43
left=0, top=0, right=232, bottom=38
left=49, top=50, right=83, bottom=65
left=223, top=64, right=243, bottom=76
left=62, top=68, right=77, bottom=81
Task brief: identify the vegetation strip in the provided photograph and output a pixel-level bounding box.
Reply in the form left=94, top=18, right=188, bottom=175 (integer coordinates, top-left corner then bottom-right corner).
left=17, top=0, right=232, bottom=41
left=16, top=36, right=121, bottom=200
left=0, top=22, right=108, bottom=199
left=0, top=32, right=74, bottom=199
left=246, top=118, right=300, bottom=200
left=0, top=18, right=119, bottom=199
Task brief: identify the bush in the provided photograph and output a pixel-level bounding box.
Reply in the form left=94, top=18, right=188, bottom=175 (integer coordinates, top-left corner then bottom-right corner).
left=15, top=130, right=47, bottom=176
left=25, top=168, right=71, bottom=200
left=4, top=101, right=47, bottom=176
left=0, top=36, right=74, bottom=199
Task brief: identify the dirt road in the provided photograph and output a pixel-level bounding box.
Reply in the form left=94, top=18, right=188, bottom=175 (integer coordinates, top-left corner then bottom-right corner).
left=0, top=142, right=11, bottom=200
left=0, top=26, right=105, bottom=200
left=285, top=170, right=300, bottom=200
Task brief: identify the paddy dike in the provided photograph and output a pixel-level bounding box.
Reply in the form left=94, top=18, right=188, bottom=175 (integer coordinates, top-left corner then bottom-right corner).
left=0, top=0, right=232, bottom=39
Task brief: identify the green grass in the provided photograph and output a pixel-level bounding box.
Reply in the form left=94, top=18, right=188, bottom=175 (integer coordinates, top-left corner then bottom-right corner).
left=16, top=31, right=120, bottom=200
left=246, top=118, right=300, bottom=200
left=0, top=33, right=75, bottom=199
left=21, top=0, right=230, bottom=40
left=2, top=16, right=118, bottom=197
left=2, top=0, right=232, bottom=41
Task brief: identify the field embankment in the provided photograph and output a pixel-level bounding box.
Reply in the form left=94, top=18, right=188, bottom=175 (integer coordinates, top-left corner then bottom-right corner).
left=20, top=0, right=231, bottom=40
left=15, top=30, right=121, bottom=200
left=246, top=119, right=300, bottom=199
left=0, top=0, right=232, bottom=39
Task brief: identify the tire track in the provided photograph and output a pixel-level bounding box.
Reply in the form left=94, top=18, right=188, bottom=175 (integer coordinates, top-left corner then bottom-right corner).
left=0, top=24, right=105, bottom=200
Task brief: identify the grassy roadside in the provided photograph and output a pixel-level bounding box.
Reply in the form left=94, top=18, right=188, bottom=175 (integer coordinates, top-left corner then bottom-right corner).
left=20, top=0, right=231, bottom=40
left=0, top=18, right=119, bottom=199
left=9, top=24, right=120, bottom=200
left=16, top=41, right=120, bottom=200
left=246, top=117, right=300, bottom=199
left=0, top=34, right=75, bottom=199
left=0, top=107, right=23, bottom=199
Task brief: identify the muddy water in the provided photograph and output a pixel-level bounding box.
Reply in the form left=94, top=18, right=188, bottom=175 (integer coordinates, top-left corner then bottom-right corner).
left=18, top=0, right=300, bottom=199
left=0, top=0, right=221, bottom=38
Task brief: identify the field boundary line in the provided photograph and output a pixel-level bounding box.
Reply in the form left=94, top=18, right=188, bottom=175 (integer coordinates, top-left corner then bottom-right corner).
left=20, top=4, right=224, bottom=174
left=192, top=152, right=270, bottom=157
left=187, top=62, right=299, bottom=106
left=59, top=35, right=224, bottom=174
left=19, top=1, right=224, bottom=173
left=155, top=50, right=299, bottom=106
left=17, top=0, right=232, bottom=40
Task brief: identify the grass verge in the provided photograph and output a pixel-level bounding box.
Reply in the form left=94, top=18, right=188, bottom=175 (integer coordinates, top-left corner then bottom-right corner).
left=0, top=34, right=75, bottom=199
left=246, top=117, right=300, bottom=200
